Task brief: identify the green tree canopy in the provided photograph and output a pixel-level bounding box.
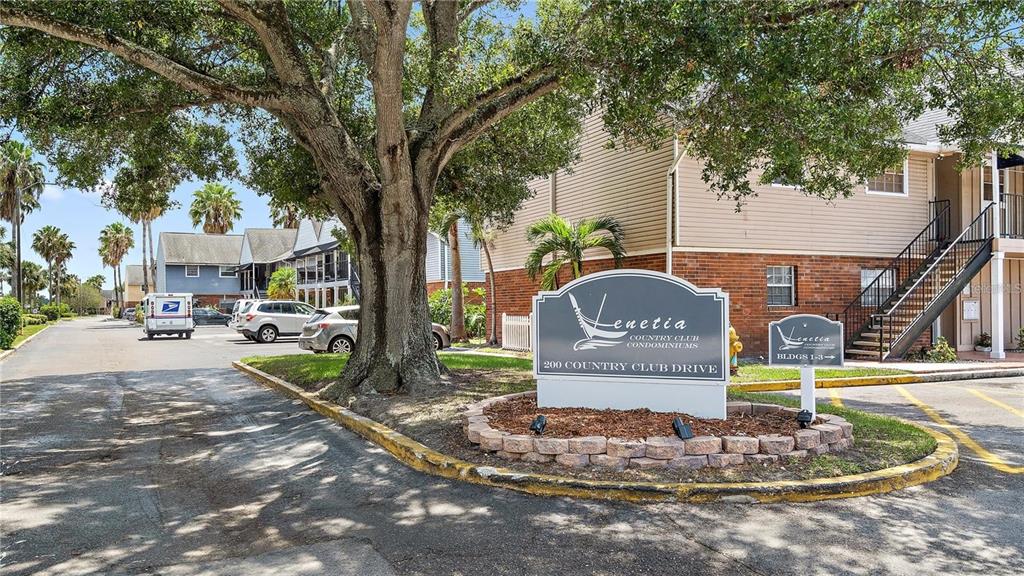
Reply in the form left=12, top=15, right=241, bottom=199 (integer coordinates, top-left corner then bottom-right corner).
left=1, top=0, right=1021, bottom=395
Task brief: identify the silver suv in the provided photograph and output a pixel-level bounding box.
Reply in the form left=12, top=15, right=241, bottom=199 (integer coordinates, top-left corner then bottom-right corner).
left=237, top=300, right=316, bottom=343
left=298, top=305, right=452, bottom=353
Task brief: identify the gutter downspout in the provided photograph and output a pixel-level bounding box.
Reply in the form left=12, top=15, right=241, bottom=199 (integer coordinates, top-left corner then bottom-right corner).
left=665, top=134, right=684, bottom=274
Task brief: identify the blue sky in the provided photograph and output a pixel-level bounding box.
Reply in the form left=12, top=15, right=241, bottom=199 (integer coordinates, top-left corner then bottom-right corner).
left=13, top=171, right=272, bottom=293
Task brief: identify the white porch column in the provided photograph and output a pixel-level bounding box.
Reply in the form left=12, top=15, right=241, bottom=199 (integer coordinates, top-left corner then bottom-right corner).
left=990, top=151, right=1005, bottom=359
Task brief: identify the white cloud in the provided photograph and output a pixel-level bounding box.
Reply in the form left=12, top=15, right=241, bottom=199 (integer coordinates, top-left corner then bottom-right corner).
left=41, top=184, right=65, bottom=201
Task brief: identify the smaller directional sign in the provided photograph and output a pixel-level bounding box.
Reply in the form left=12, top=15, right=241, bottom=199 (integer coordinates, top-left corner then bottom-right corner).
left=768, top=314, right=844, bottom=367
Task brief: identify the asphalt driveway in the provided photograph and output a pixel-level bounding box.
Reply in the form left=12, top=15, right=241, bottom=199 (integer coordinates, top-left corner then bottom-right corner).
left=1, top=317, right=1021, bottom=575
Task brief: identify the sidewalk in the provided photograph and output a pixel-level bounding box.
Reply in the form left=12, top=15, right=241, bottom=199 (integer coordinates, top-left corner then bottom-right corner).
left=847, top=351, right=1024, bottom=373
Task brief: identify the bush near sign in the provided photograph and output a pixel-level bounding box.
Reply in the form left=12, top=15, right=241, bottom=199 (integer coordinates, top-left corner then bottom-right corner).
left=533, top=269, right=729, bottom=418
left=768, top=314, right=844, bottom=367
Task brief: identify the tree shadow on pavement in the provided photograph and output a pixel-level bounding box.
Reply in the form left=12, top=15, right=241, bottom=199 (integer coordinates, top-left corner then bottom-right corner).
left=1, top=369, right=1021, bottom=576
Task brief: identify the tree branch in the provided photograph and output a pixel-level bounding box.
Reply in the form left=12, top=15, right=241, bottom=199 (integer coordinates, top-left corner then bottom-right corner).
left=0, top=6, right=282, bottom=108
left=417, top=0, right=461, bottom=130
left=347, top=0, right=378, bottom=68
left=458, top=0, right=492, bottom=24
left=434, top=71, right=562, bottom=169
left=215, top=0, right=314, bottom=87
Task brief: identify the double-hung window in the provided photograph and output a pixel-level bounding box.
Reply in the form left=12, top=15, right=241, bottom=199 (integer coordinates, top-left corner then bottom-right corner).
left=766, top=266, right=795, bottom=307
left=185, top=265, right=200, bottom=277
left=866, top=159, right=909, bottom=196
left=219, top=266, right=236, bottom=278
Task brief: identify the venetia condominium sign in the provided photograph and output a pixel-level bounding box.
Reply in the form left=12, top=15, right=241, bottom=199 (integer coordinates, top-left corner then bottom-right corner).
left=533, top=269, right=730, bottom=418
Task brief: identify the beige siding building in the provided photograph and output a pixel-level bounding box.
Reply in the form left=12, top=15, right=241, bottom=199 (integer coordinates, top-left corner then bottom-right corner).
left=488, top=112, right=1024, bottom=359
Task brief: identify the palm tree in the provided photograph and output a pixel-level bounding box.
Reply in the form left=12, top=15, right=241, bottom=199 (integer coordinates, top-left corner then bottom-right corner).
left=20, top=260, right=46, bottom=308
left=470, top=220, right=499, bottom=346
left=524, top=214, right=626, bottom=291
left=1, top=141, right=45, bottom=306
left=189, top=183, right=242, bottom=234
left=52, top=233, right=75, bottom=306
left=99, top=222, right=134, bottom=312
left=31, top=225, right=61, bottom=304
left=431, top=209, right=467, bottom=342
left=269, top=199, right=301, bottom=229
left=84, top=274, right=106, bottom=290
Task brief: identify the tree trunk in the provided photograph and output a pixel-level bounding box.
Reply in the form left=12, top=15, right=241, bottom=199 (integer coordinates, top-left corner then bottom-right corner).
left=140, top=221, right=150, bottom=293
left=55, top=265, right=60, bottom=307
left=448, top=220, right=467, bottom=342
left=318, top=183, right=442, bottom=401
left=482, top=241, right=498, bottom=346
left=147, top=220, right=156, bottom=292
left=13, top=189, right=21, bottom=306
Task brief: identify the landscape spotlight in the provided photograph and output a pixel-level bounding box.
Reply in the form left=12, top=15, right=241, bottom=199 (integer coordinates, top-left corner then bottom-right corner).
left=797, top=410, right=814, bottom=429
left=672, top=417, right=694, bottom=440
left=530, top=415, right=547, bottom=435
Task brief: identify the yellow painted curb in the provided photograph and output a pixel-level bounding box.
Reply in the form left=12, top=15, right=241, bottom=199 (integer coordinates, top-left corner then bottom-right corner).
left=234, top=361, right=959, bottom=504
left=734, top=374, right=925, bottom=392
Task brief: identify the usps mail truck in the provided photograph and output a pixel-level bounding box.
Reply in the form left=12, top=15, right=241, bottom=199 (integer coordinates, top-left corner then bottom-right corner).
left=142, top=293, right=195, bottom=339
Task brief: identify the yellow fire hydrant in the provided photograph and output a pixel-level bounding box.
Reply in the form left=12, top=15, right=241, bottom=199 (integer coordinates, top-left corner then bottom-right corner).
left=729, top=326, right=743, bottom=376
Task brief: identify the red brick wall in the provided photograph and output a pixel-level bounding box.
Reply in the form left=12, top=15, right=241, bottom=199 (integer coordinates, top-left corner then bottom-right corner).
left=426, top=281, right=487, bottom=304
left=487, top=253, right=666, bottom=342
left=487, top=251, right=931, bottom=357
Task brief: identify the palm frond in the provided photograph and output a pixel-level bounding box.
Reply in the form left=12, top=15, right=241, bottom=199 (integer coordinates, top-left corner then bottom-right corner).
left=526, top=213, right=572, bottom=243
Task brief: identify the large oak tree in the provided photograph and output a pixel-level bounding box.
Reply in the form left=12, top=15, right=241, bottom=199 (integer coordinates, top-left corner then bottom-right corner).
left=1, top=1, right=1021, bottom=399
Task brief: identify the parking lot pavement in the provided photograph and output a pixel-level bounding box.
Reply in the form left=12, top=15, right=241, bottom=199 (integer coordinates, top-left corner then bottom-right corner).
left=2, top=317, right=1022, bottom=576
left=790, top=377, right=1023, bottom=473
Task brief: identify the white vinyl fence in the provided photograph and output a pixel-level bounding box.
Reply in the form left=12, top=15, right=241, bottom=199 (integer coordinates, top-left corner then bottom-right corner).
left=501, top=313, right=532, bottom=352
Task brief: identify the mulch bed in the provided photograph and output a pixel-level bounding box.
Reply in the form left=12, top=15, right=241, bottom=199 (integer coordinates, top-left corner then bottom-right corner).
left=485, top=396, right=817, bottom=439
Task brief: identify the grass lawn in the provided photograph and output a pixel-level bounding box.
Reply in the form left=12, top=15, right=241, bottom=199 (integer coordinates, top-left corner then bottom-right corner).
left=6, top=323, right=50, bottom=349
left=241, top=352, right=936, bottom=482
left=727, top=389, right=936, bottom=475
left=732, top=363, right=909, bottom=383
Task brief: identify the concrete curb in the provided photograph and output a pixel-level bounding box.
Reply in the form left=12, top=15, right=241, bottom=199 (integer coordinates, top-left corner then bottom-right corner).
left=233, top=361, right=959, bottom=504
left=733, top=368, right=1024, bottom=393
left=0, top=323, right=51, bottom=363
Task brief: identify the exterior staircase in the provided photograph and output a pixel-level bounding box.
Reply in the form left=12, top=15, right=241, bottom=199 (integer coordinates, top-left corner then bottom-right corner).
left=840, top=201, right=995, bottom=360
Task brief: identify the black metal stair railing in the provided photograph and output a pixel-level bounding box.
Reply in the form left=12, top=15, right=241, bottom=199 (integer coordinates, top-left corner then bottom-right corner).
left=1002, top=193, right=1024, bottom=239
left=840, top=200, right=951, bottom=348
left=876, top=203, right=995, bottom=359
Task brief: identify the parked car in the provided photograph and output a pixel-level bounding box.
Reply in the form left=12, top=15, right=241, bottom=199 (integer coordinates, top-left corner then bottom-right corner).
left=235, top=300, right=316, bottom=343
left=193, top=307, right=231, bottom=326
left=140, top=293, right=194, bottom=339
left=230, top=299, right=261, bottom=329
left=298, top=305, right=451, bottom=354
left=121, top=307, right=135, bottom=320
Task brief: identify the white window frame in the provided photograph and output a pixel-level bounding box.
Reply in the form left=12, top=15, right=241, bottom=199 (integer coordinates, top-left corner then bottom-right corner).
left=865, top=158, right=910, bottom=197
left=766, top=265, right=795, bottom=307
left=860, top=268, right=894, bottom=307
left=184, top=265, right=200, bottom=278
left=219, top=265, right=236, bottom=278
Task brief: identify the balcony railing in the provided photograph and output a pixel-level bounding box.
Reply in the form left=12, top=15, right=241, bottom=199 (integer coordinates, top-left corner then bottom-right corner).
left=1002, top=194, right=1024, bottom=239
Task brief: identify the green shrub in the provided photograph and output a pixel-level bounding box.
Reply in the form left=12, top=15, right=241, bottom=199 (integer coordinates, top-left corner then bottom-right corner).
left=975, top=332, right=992, bottom=348
left=112, top=305, right=120, bottom=319
left=428, top=285, right=487, bottom=338
left=925, top=337, right=958, bottom=363
left=134, top=306, right=143, bottom=324
left=0, top=296, right=22, bottom=349
left=22, top=315, right=46, bottom=326
left=40, top=303, right=60, bottom=321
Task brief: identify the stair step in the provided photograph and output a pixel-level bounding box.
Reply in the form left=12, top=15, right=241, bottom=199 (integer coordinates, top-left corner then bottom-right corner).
left=853, top=340, right=889, bottom=349
left=846, top=348, right=883, bottom=357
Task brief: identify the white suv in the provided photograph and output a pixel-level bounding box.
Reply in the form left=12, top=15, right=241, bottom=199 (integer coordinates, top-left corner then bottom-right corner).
left=237, top=300, right=316, bottom=343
